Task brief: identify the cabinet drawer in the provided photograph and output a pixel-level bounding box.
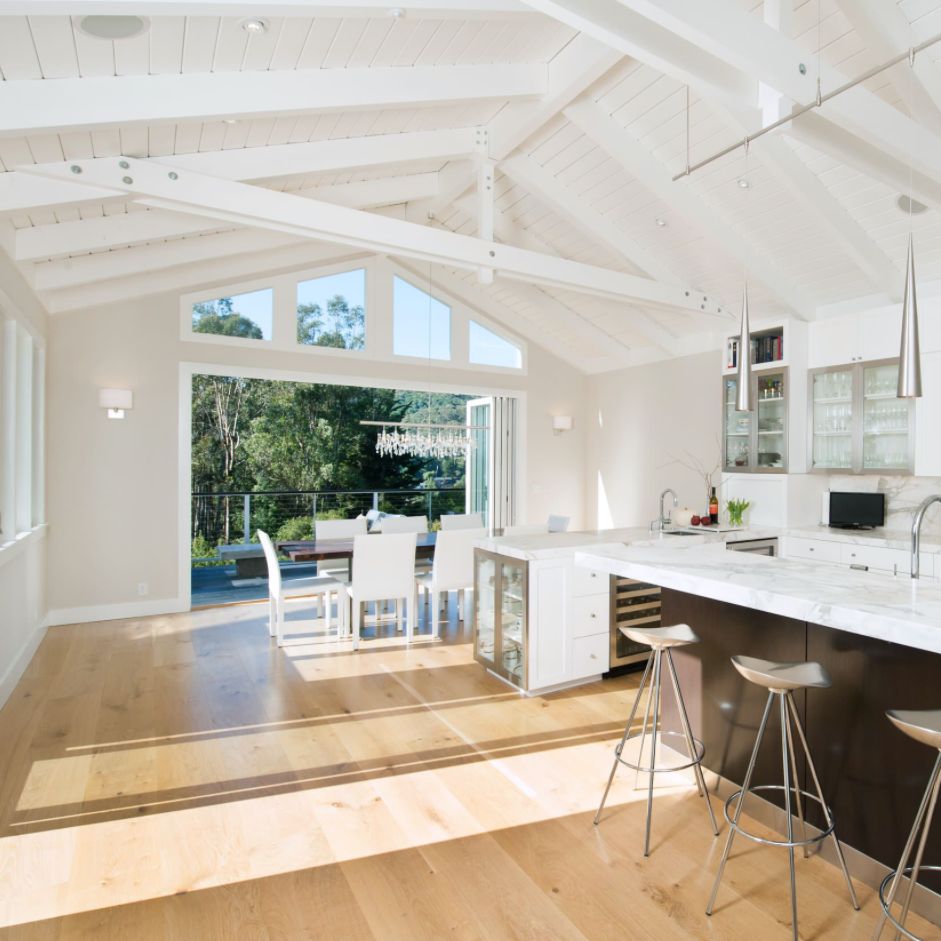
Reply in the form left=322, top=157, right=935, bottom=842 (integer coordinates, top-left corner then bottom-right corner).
left=571, top=594, right=609, bottom=638
left=783, top=537, right=841, bottom=563
left=840, top=543, right=935, bottom=577
left=572, top=632, right=608, bottom=679
left=571, top=565, right=609, bottom=598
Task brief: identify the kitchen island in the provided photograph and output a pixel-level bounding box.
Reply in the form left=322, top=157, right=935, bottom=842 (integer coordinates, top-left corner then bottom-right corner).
left=575, top=540, right=941, bottom=894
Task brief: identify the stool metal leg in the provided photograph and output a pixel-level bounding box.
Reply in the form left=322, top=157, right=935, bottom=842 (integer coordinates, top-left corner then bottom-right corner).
left=780, top=693, right=799, bottom=941
left=786, top=694, right=859, bottom=911
left=875, top=751, right=941, bottom=941
left=896, top=767, right=941, bottom=941
left=644, top=648, right=664, bottom=857
left=707, top=690, right=776, bottom=916
left=634, top=660, right=655, bottom=791
left=594, top=653, right=653, bottom=826
left=665, top=650, right=719, bottom=836
left=784, top=700, right=809, bottom=859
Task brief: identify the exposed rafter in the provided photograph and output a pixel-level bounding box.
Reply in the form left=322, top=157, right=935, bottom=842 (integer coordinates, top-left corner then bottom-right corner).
left=22, top=156, right=713, bottom=313
left=1, top=128, right=476, bottom=214
left=0, top=65, right=546, bottom=135
left=14, top=174, right=440, bottom=261
left=564, top=99, right=814, bottom=319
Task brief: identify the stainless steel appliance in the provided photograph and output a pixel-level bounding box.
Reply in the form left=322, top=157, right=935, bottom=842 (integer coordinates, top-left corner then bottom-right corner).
left=726, top=537, right=778, bottom=556
left=609, top=576, right=658, bottom=668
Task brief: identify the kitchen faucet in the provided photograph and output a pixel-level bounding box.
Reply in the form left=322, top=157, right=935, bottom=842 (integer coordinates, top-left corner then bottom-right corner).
left=910, top=495, right=941, bottom=578
left=651, top=488, right=678, bottom=533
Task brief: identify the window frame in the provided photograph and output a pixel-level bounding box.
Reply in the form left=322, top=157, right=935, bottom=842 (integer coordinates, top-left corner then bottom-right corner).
left=468, top=317, right=524, bottom=371
left=295, top=263, right=369, bottom=354
left=390, top=272, right=453, bottom=364
left=182, top=278, right=277, bottom=349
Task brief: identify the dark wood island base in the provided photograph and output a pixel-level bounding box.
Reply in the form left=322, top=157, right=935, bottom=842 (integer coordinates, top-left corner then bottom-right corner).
left=660, top=587, right=941, bottom=896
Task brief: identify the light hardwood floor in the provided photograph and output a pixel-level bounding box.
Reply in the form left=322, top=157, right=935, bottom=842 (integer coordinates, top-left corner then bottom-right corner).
left=0, top=600, right=935, bottom=939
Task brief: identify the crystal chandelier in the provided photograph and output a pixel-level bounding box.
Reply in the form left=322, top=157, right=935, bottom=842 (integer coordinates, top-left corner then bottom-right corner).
left=364, top=421, right=477, bottom=459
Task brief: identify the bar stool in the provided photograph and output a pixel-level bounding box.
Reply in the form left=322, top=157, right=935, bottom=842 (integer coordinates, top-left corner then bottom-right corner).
left=594, top=623, right=719, bottom=857
left=874, top=709, right=941, bottom=941
left=706, top=655, right=859, bottom=941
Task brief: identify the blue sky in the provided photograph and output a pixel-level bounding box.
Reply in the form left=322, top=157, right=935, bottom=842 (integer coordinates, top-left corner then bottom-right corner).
left=469, top=320, right=522, bottom=368
left=194, top=288, right=274, bottom=339
left=393, top=276, right=451, bottom=360
left=297, top=268, right=366, bottom=315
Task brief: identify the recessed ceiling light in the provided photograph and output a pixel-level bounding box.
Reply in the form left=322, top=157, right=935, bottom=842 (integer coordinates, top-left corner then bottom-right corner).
left=240, top=17, right=269, bottom=33
left=655, top=217, right=667, bottom=227
left=897, top=194, right=928, bottom=215
left=737, top=178, right=750, bottom=189
left=78, top=15, right=149, bottom=40
left=388, top=7, right=406, bottom=17
left=223, top=118, right=238, bottom=125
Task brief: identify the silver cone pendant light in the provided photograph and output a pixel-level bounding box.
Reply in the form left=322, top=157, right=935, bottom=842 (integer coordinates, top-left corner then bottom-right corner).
left=736, top=283, right=754, bottom=412
left=897, top=233, right=922, bottom=398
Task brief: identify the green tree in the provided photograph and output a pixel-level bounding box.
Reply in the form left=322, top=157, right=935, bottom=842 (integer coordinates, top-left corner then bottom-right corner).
left=297, top=294, right=365, bottom=349
left=193, top=297, right=263, bottom=339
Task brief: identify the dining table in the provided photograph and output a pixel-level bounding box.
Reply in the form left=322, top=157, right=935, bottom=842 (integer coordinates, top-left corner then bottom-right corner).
left=278, top=531, right=438, bottom=574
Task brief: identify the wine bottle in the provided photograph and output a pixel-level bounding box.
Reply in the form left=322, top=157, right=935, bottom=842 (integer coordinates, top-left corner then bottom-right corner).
left=709, top=487, right=719, bottom=525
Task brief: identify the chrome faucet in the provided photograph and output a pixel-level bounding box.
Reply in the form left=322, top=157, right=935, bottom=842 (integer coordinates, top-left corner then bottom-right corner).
left=911, top=495, right=941, bottom=578
left=651, top=488, right=678, bottom=533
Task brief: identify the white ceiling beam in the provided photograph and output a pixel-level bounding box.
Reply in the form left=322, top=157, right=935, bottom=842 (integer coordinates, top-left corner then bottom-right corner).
left=1, top=128, right=474, bottom=215
left=5, top=0, right=531, bottom=17
left=22, top=155, right=713, bottom=313
left=14, top=174, right=439, bottom=260
left=500, top=152, right=677, bottom=283
left=42, top=241, right=367, bottom=315
left=521, top=0, right=897, bottom=298
left=833, top=0, right=941, bottom=135
left=0, top=65, right=546, bottom=136
left=415, top=33, right=620, bottom=220
left=598, top=0, right=941, bottom=188
left=564, top=99, right=814, bottom=319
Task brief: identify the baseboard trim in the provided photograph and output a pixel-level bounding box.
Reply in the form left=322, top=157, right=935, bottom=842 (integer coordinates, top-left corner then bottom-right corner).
left=0, top=615, right=47, bottom=709
left=46, top=597, right=187, bottom=627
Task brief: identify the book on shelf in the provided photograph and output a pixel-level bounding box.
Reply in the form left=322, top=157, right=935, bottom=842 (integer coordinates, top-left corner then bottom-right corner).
left=727, top=333, right=784, bottom=368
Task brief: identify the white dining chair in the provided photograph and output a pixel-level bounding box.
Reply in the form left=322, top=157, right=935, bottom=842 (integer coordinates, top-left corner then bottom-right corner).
left=440, top=512, right=485, bottom=531
left=503, top=523, right=549, bottom=536
left=340, top=532, right=418, bottom=649
left=258, top=530, right=342, bottom=647
left=416, top=528, right=486, bottom=638
left=379, top=515, right=429, bottom=534
left=315, top=517, right=368, bottom=585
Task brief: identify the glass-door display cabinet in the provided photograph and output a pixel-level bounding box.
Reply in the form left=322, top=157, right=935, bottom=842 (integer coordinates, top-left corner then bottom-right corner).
left=809, top=359, right=914, bottom=474
left=723, top=369, right=788, bottom=473
left=473, top=548, right=527, bottom=688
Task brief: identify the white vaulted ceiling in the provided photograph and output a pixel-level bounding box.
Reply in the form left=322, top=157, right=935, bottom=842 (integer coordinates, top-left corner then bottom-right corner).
left=3, top=0, right=941, bottom=372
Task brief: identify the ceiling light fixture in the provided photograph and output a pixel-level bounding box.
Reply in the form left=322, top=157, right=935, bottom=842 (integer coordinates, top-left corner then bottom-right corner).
left=897, top=194, right=928, bottom=215
left=223, top=119, right=238, bottom=125
left=655, top=217, right=667, bottom=227
left=388, top=7, right=406, bottom=17
left=240, top=17, right=269, bottom=33
left=737, top=178, right=750, bottom=189
left=78, top=15, right=149, bottom=40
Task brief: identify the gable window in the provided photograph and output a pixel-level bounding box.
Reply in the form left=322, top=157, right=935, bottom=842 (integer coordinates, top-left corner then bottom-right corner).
left=192, top=289, right=273, bottom=341
left=296, top=268, right=366, bottom=350
left=469, top=320, right=522, bottom=369
left=393, top=275, right=450, bottom=360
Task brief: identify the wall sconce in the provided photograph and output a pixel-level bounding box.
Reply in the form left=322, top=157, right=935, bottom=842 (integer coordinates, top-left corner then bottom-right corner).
left=552, top=415, right=573, bottom=436
left=99, top=388, right=133, bottom=419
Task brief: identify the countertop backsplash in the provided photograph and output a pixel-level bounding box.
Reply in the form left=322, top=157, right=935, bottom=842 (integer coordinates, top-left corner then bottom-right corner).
left=827, top=474, right=941, bottom=537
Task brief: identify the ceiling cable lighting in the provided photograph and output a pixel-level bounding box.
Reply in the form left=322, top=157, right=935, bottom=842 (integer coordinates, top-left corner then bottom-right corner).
left=899, top=45, right=923, bottom=399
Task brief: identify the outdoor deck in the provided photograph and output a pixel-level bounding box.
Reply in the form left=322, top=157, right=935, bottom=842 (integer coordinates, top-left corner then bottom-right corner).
left=191, top=561, right=321, bottom=607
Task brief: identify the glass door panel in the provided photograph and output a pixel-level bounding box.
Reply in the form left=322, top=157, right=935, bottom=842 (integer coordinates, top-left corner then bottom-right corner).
left=756, top=372, right=786, bottom=469
left=863, top=363, right=911, bottom=470
left=724, top=377, right=751, bottom=471
left=499, top=560, right=525, bottom=684
left=475, top=553, right=496, bottom=665
left=812, top=368, right=853, bottom=469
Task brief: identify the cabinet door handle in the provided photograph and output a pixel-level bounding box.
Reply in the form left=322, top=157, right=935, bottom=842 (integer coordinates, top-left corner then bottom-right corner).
left=590, top=613, right=596, bottom=619
left=809, top=547, right=815, bottom=552
left=589, top=653, right=597, bottom=659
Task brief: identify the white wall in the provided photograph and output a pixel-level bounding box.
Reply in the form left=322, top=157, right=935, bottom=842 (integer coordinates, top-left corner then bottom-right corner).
left=46, top=273, right=587, bottom=620
left=585, top=351, right=720, bottom=528
left=0, top=243, right=48, bottom=706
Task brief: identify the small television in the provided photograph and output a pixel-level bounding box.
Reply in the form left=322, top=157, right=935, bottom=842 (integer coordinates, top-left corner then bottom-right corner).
left=828, top=491, right=885, bottom=530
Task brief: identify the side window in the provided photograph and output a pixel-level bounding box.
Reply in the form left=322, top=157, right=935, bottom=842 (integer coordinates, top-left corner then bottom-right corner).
left=296, top=269, right=366, bottom=350
left=469, top=320, right=522, bottom=368
left=192, top=289, right=273, bottom=341
left=393, top=276, right=450, bottom=360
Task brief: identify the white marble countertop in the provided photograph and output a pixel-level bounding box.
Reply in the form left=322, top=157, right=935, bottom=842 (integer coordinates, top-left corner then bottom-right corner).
left=575, top=541, right=941, bottom=656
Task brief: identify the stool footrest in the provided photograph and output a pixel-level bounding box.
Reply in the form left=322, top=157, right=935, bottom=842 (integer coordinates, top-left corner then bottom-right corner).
left=878, top=864, right=941, bottom=941
left=723, top=784, right=835, bottom=848
left=616, top=730, right=706, bottom=775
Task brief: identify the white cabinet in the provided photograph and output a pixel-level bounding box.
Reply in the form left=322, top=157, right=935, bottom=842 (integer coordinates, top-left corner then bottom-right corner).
left=809, top=309, right=902, bottom=369
left=781, top=535, right=936, bottom=579
left=915, top=351, right=941, bottom=476
left=781, top=535, right=841, bottom=564
left=571, top=633, right=609, bottom=679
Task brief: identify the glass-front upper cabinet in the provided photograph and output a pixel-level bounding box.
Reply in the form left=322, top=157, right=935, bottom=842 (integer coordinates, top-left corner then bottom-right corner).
left=473, top=549, right=528, bottom=688
left=809, top=360, right=913, bottom=474
left=723, top=369, right=788, bottom=473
